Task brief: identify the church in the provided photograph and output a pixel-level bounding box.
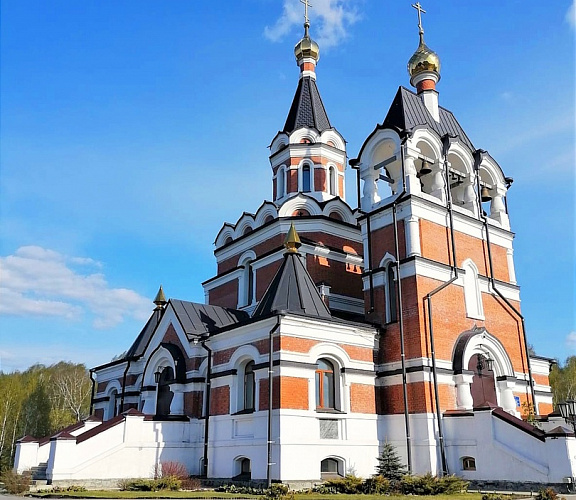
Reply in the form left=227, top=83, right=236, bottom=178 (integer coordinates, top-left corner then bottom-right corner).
left=15, top=3, right=575, bottom=490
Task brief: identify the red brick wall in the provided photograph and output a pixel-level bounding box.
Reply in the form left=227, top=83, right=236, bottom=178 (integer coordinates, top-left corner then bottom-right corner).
left=376, top=382, right=455, bottom=414
left=184, top=390, right=203, bottom=418
left=93, top=408, right=104, bottom=420
left=208, top=280, right=238, bottom=309
left=350, top=383, right=376, bottom=413
left=210, top=386, right=230, bottom=415
left=258, top=377, right=281, bottom=410
left=314, top=168, right=326, bottom=192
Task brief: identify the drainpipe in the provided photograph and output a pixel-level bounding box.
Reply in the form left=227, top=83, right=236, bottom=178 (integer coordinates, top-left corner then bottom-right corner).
left=89, top=369, right=96, bottom=415
left=199, top=339, right=212, bottom=478
left=424, top=134, right=458, bottom=476
left=354, top=138, right=413, bottom=473
left=267, top=318, right=281, bottom=488
left=473, top=150, right=537, bottom=411
left=120, top=359, right=132, bottom=414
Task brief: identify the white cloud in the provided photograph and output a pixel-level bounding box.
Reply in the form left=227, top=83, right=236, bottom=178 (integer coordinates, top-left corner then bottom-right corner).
left=0, top=246, right=150, bottom=328
left=566, top=331, right=576, bottom=351
left=566, top=0, right=576, bottom=28
left=264, top=0, right=360, bottom=50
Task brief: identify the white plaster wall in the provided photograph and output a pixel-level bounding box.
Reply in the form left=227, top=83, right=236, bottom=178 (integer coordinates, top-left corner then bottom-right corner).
left=444, top=410, right=576, bottom=483
left=46, top=416, right=205, bottom=481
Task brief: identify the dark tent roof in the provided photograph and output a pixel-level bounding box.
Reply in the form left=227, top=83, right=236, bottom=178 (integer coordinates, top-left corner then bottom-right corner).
left=124, top=301, right=249, bottom=359
left=382, top=86, right=474, bottom=150
left=252, top=251, right=331, bottom=319
left=283, top=76, right=331, bottom=133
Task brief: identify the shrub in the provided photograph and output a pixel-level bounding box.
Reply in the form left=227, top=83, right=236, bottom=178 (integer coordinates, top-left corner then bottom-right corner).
left=0, top=469, right=31, bottom=494
left=155, top=475, right=182, bottom=491
left=266, top=483, right=289, bottom=499
left=322, top=475, right=363, bottom=494
left=482, top=494, right=504, bottom=500
left=156, top=460, right=189, bottom=480
left=181, top=476, right=202, bottom=490
left=118, top=477, right=181, bottom=492
left=400, top=474, right=468, bottom=495
left=363, top=475, right=391, bottom=494
left=536, top=488, right=559, bottom=500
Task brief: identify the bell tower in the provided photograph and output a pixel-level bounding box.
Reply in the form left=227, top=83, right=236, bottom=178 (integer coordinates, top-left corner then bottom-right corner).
left=351, top=2, right=550, bottom=475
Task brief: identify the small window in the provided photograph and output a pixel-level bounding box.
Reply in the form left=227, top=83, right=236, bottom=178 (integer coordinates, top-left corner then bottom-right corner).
left=277, top=168, right=286, bottom=199
left=316, top=359, right=335, bottom=409
left=329, top=167, right=336, bottom=196
left=243, top=361, right=255, bottom=411
left=321, top=458, right=341, bottom=479
left=386, top=263, right=398, bottom=323
left=239, top=259, right=255, bottom=307
left=462, top=456, right=476, bottom=471
left=302, top=165, right=311, bottom=192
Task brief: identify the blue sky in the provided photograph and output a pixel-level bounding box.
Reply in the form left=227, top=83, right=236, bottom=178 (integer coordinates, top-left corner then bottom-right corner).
left=1, top=1, right=574, bottom=372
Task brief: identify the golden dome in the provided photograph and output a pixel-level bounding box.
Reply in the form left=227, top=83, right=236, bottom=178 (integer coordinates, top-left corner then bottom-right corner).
left=407, top=39, right=441, bottom=79
left=294, top=23, right=319, bottom=62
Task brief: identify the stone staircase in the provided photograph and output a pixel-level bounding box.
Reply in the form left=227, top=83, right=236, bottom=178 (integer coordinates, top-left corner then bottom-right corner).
left=30, top=462, right=49, bottom=488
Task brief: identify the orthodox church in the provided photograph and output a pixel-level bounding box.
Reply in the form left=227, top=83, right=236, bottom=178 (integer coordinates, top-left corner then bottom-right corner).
left=15, top=3, right=575, bottom=490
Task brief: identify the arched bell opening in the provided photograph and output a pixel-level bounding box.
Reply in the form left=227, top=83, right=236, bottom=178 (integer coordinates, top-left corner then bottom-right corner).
left=156, top=366, right=175, bottom=417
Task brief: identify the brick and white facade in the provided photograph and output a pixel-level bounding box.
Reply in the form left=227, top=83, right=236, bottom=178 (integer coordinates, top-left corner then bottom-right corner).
left=15, top=13, right=574, bottom=491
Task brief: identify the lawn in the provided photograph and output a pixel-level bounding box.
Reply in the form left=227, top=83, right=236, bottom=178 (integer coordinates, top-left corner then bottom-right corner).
left=29, top=491, right=488, bottom=500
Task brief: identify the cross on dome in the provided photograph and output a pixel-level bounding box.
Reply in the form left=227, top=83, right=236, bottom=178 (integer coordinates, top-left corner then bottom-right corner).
left=301, top=0, right=312, bottom=25
left=412, top=2, right=426, bottom=41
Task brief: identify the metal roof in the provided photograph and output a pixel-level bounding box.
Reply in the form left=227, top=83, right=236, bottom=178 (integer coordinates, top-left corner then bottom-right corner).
left=382, top=86, right=475, bottom=150
left=171, top=300, right=249, bottom=336
left=252, top=251, right=332, bottom=319
left=283, top=76, right=331, bottom=133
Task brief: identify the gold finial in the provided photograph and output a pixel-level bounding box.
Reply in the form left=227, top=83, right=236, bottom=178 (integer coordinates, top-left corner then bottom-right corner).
left=412, top=2, right=426, bottom=44
left=153, top=285, right=167, bottom=310
left=284, top=223, right=302, bottom=253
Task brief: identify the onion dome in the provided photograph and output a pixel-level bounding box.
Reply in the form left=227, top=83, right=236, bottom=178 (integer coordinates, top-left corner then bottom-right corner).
left=408, top=36, right=441, bottom=83
left=294, top=23, right=319, bottom=63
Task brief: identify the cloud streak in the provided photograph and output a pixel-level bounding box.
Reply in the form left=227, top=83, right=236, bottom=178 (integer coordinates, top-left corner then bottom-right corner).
left=566, top=331, right=576, bottom=351
left=0, top=246, right=150, bottom=328
left=567, top=0, right=576, bottom=28
left=264, top=0, right=360, bottom=50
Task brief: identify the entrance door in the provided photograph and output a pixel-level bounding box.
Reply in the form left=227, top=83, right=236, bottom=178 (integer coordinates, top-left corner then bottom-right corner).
left=468, top=354, right=497, bottom=407
left=156, top=367, right=174, bottom=416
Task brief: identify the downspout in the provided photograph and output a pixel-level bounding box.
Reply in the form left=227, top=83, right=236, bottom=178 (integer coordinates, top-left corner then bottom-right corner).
left=366, top=214, right=375, bottom=312
left=391, top=140, right=412, bottom=474
left=473, top=151, right=537, bottom=410
left=424, top=133, right=458, bottom=476
left=89, top=369, right=95, bottom=415
left=200, top=339, right=212, bottom=478
left=267, top=318, right=281, bottom=488
left=119, top=359, right=131, bottom=414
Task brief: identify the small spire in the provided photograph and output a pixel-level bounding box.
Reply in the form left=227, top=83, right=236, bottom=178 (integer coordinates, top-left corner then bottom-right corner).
left=284, top=223, right=302, bottom=253
left=153, top=285, right=167, bottom=310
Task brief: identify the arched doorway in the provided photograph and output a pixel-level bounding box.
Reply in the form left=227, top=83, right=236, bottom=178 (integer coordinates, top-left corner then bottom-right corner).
left=468, top=353, right=497, bottom=407
left=156, top=366, right=174, bottom=416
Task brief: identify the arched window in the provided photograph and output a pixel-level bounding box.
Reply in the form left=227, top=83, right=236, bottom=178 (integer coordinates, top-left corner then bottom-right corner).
left=243, top=361, right=255, bottom=411
left=385, top=263, right=398, bottom=323
left=277, top=167, right=286, bottom=199
left=321, top=458, right=342, bottom=479
left=461, top=456, right=476, bottom=471
left=107, top=388, right=118, bottom=420
left=302, top=164, right=311, bottom=192
left=316, top=359, right=335, bottom=409
left=329, top=167, right=337, bottom=196
left=240, top=259, right=254, bottom=307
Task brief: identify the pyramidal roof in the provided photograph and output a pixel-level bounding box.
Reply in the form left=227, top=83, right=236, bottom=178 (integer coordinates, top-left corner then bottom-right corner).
left=252, top=251, right=331, bottom=319
left=382, top=86, right=474, bottom=150
left=283, top=76, right=332, bottom=133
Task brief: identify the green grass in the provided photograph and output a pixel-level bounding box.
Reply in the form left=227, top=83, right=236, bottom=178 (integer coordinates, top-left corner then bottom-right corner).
left=30, top=491, right=486, bottom=500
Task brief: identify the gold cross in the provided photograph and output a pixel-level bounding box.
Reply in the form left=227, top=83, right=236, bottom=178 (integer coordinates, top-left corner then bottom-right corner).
left=300, top=0, right=312, bottom=25
left=412, top=2, right=426, bottom=36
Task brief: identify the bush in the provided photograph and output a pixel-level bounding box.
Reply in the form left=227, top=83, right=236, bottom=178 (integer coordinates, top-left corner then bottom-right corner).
left=322, top=475, right=363, bottom=494
left=536, top=488, right=559, bottom=500
left=363, top=475, right=391, bottom=494
left=156, top=460, right=189, bottom=480
left=118, top=477, right=181, bottom=492
left=482, top=494, right=504, bottom=500
left=400, top=473, right=468, bottom=495
left=181, top=476, right=202, bottom=490
left=266, top=483, right=289, bottom=499
left=216, top=484, right=266, bottom=495
left=0, top=469, right=31, bottom=494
